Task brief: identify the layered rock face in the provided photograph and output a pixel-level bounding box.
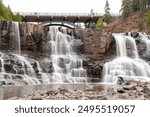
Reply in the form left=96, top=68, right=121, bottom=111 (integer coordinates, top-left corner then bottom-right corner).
left=0, top=21, right=48, bottom=54
left=82, top=29, right=111, bottom=54
left=82, top=29, right=115, bottom=81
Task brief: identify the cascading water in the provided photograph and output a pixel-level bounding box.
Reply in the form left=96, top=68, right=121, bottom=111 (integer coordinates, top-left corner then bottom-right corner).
left=34, top=60, right=50, bottom=84
left=49, top=26, right=87, bottom=83
left=103, top=35, right=150, bottom=84
left=13, top=54, right=40, bottom=84
left=11, top=22, right=21, bottom=54
left=0, top=52, right=5, bottom=73
left=138, top=32, right=150, bottom=57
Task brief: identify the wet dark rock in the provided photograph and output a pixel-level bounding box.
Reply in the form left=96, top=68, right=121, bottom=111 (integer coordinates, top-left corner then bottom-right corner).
left=0, top=81, right=6, bottom=85
left=7, top=82, right=15, bottom=85
left=117, top=77, right=125, bottom=85
left=4, top=64, right=16, bottom=74
left=117, top=88, right=126, bottom=93
left=32, top=62, right=40, bottom=73
left=31, top=96, right=42, bottom=100
left=131, top=32, right=139, bottom=38
left=11, top=75, right=23, bottom=80
left=4, top=74, right=12, bottom=79
left=86, top=63, right=103, bottom=80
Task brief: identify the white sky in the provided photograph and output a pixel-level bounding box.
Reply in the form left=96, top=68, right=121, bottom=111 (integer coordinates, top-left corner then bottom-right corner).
left=3, top=0, right=122, bottom=14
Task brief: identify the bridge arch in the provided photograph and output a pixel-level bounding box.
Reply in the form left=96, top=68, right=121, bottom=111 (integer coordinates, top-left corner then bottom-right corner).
left=41, top=21, right=79, bottom=29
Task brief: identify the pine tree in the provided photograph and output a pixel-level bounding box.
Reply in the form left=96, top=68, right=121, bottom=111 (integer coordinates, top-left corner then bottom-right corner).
left=131, top=0, right=140, bottom=12
left=105, top=0, right=110, bottom=15
left=104, top=0, right=112, bottom=23
left=120, top=0, right=132, bottom=19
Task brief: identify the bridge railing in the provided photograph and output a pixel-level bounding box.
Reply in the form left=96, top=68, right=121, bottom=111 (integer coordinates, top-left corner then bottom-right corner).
left=14, top=12, right=120, bottom=16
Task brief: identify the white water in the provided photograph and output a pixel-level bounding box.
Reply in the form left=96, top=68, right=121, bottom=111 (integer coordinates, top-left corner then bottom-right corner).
left=12, top=22, right=21, bottom=55
left=0, top=52, right=5, bottom=73
left=13, top=54, right=41, bottom=85
left=34, top=60, right=50, bottom=84
left=49, top=27, right=87, bottom=83
left=103, top=35, right=150, bottom=84
left=138, top=32, right=150, bottom=56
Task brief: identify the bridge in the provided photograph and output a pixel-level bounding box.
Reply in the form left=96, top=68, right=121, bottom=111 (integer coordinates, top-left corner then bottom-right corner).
left=19, top=12, right=103, bottom=23
left=18, top=12, right=119, bottom=28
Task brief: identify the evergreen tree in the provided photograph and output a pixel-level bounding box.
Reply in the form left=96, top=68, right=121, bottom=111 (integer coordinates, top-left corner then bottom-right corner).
left=104, top=0, right=112, bottom=22
left=120, top=0, right=132, bottom=19
left=104, top=0, right=110, bottom=15
left=131, top=0, right=140, bottom=12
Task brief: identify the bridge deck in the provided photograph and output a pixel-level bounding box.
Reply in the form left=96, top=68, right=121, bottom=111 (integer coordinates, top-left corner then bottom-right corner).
left=19, top=12, right=103, bottom=23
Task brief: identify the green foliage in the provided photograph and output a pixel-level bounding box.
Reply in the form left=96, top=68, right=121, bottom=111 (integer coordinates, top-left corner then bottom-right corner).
left=121, top=0, right=150, bottom=19
left=13, top=12, right=22, bottom=21
left=120, top=0, right=132, bottom=19
left=147, top=10, right=150, bottom=28
left=0, top=0, right=22, bottom=21
left=0, top=15, right=5, bottom=20
left=104, top=14, right=112, bottom=23
left=131, top=0, right=140, bottom=12
left=96, top=17, right=105, bottom=30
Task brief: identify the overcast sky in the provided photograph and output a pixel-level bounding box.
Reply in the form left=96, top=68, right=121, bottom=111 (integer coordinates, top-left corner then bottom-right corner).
left=3, top=0, right=122, bottom=14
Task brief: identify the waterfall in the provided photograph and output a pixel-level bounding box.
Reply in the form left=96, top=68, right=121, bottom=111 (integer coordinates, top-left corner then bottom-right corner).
left=138, top=32, right=150, bottom=56
left=49, top=26, right=87, bottom=83
left=11, top=22, right=21, bottom=55
left=0, top=52, right=5, bottom=73
left=13, top=54, right=40, bottom=85
left=34, top=60, right=50, bottom=84
left=103, top=34, right=150, bottom=84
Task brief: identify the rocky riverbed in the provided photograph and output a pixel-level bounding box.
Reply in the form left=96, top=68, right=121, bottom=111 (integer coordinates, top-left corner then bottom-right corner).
left=7, top=81, right=150, bottom=100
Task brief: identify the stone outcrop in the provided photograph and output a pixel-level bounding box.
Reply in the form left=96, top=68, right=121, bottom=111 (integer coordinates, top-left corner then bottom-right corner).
left=82, top=29, right=111, bottom=54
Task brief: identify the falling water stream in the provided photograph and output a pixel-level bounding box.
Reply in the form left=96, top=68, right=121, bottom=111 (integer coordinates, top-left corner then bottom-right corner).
left=49, top=27, right=87, bottom=83
left=103, top=34, right=150, bottom=84
left=138, top=32, right=150, bottom=56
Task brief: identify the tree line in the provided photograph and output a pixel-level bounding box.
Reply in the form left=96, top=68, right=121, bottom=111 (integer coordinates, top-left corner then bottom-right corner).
left=0, top=0, right=22, bottom=21
left=121, top=0, right=150, bottom=19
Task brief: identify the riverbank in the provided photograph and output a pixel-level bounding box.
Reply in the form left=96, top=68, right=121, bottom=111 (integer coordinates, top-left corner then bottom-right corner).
left=5, top=81, right=150, bottom=100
